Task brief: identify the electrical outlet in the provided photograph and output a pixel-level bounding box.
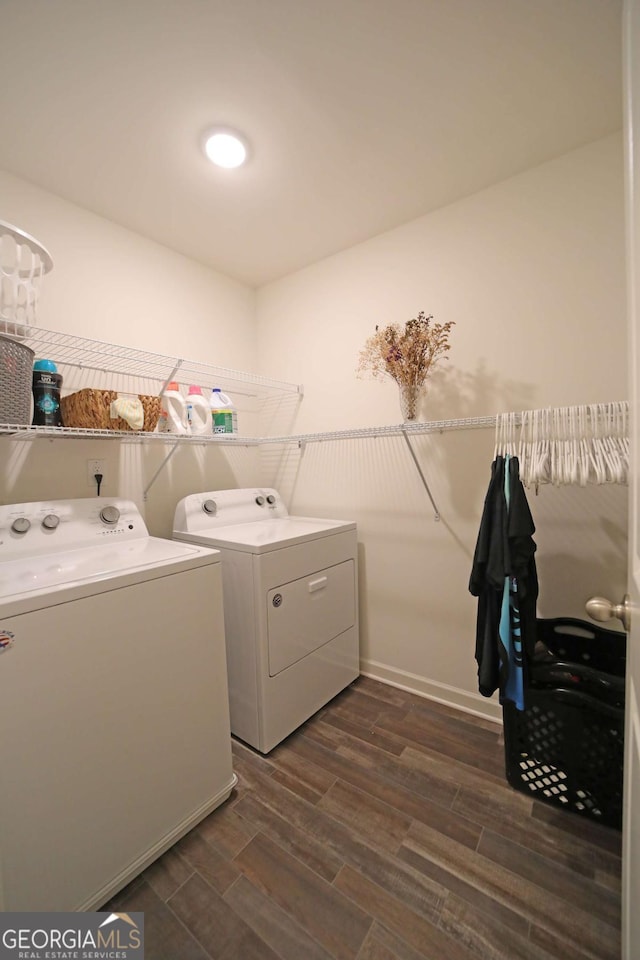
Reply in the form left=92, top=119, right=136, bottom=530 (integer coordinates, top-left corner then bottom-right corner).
left=87, top=459, right=106, bottom=488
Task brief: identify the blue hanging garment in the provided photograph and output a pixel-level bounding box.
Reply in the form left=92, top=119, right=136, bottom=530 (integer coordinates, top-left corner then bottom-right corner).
left=498, top=456, right=525, bottom=710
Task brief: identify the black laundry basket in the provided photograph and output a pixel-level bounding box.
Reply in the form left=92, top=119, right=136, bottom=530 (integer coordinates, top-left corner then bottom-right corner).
left=533, top=616, right=626, bottom=677
left=503, top=618, right=626, bottom=830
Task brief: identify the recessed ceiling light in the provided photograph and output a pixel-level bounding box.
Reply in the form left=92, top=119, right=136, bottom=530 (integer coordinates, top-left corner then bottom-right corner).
left=203, top=129, right=248, bottom=169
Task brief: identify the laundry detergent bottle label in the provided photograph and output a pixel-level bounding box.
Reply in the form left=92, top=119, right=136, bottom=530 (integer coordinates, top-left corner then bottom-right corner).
left=213, top=410, right=234, bottom=434
left=32, top=360, right=63, bottom=427
left=210, top=388, right=238, bottom=434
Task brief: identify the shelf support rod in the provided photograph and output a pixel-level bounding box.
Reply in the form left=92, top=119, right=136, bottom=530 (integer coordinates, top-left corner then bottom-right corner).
left=143, top=444, right=179, bottom=500
left=401, top=427, right=440, bottom=522
left=159, top=359, right=184, bottom=395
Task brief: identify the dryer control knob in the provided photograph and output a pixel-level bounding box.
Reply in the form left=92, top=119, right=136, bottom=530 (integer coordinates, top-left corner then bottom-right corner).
left=203, top=499, right=217, bottom=515
left=42, top=514, right=60, bottom=530
left=255, top=496, right=265, bottom=506
left=266, top=495, right=276, bottom=505
left=99, top=505, right=120, bottom=525
left=11, top=517, right=30, bottom=534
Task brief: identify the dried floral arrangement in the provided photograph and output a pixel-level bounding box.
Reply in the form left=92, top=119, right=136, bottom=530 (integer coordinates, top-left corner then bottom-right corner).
left=357, top=311, right=455, bottom=389
left=357, top=311, right=455, bottom=420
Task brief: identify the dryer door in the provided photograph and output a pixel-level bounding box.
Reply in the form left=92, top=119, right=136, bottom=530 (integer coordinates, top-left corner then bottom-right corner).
left=267, top=559, right=356, bottom=676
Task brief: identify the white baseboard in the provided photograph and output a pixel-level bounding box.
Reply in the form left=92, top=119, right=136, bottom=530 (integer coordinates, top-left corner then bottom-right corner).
left=360, top=658, right=503, bottom=725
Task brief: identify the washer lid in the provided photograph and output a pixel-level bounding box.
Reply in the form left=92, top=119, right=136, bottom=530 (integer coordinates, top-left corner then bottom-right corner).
left=176, top=516, right=356, bottom=553
left=0, top=536, right=220, bottom=614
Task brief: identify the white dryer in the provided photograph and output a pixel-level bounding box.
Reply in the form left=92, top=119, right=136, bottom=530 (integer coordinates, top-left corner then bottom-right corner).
left=173, top=488, right=359, bottom=753
left=0, top=497, right=236, bottom=911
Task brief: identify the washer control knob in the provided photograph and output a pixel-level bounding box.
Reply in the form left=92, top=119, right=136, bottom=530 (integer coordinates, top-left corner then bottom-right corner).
left=203, top=499, right=217, bottom=515
left=266, top=495, right=276, bottom=505
left=99, top=505, right=120, bottom=525
left=11, top=517, right=30, bottom=534
left=42, top=514, right=60, bottom=530
left=255, top=496, right=265, bottom=506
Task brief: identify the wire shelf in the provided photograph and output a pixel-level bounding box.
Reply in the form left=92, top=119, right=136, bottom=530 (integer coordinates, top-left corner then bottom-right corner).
left=0, top=413, right=497, bottom=456
left=20, top=326, right=302, bottom=400
left=0, top=423, right=259, bottom=445
left=258, top=416, right=500, bottom=444
left=3, top=406, right=628, bottom=449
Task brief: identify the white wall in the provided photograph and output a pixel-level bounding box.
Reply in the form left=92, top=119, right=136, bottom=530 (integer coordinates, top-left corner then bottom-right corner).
left=256, top=134, right=628, bottom=718
left=0, top=169, right=260, bottom=536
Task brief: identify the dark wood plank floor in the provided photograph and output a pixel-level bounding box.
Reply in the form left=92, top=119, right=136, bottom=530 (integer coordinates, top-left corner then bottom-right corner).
left=104, top=677, right=622, bottom=960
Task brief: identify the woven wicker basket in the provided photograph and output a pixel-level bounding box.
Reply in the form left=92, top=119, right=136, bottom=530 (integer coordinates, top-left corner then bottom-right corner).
left=61, top=389, right=161, bottom=432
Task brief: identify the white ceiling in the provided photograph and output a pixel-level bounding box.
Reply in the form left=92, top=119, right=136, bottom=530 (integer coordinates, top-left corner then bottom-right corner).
left=1, top=0, right=622, bottom=287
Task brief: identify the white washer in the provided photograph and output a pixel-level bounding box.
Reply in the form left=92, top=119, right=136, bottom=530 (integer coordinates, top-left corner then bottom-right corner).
left=173, top=488, right=359, bottom=753
left=0, top=497, right=236, bottom=911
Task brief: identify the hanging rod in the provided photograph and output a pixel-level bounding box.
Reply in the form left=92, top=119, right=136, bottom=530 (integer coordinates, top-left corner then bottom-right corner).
left=259, top=402, right=628, bottom=446
left=259, top=403, right=628, bottom=516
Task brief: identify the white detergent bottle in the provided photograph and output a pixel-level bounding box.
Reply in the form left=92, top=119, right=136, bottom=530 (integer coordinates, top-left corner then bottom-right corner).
left=186, top=385, right=210, bottom=436
left=210, top=388, right=238, bottom=435
left=158, top=381, right=189, bottom=434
